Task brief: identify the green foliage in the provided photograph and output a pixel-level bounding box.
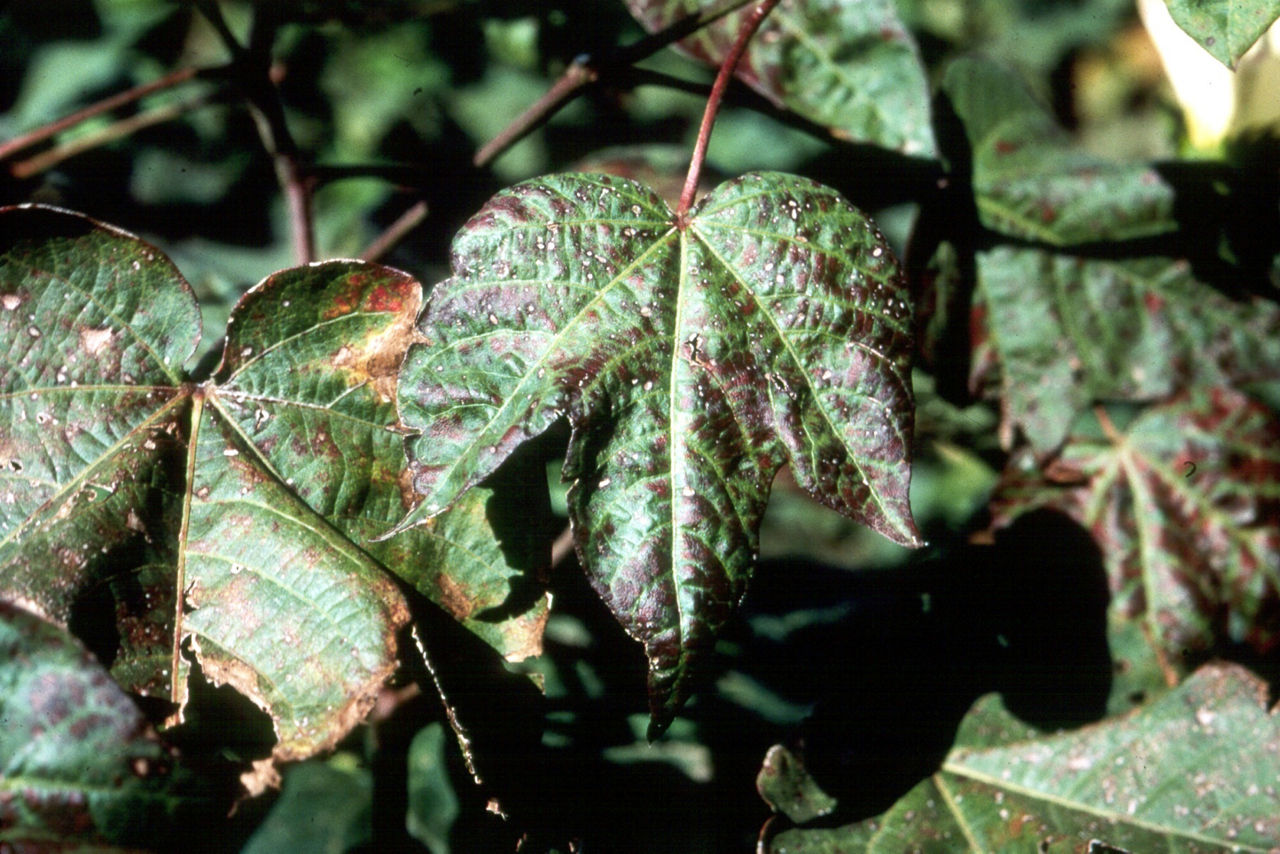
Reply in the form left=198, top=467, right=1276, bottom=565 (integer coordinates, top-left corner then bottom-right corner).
left=942, top=57, right=1178, bottom=246
left=241, top=756, right=372, bottom=854
left=992, top=390, right=1280, bottom=665
left=625, top=0, right=937, bottom=155
left=1, top=1, right=1279, bottom=851
left=972, top=248, right=1280, bottom=452
left=0, top=602, right=216, bottom=850
left=394, top=170, right=918, bottom=732
left=1164, top=0, right=1280, bottom=68
left=406, top=723, right=461, bottom=852
left=0, top=207, right=411, bottom=759
left=763, top=664, right=1280, bottom=851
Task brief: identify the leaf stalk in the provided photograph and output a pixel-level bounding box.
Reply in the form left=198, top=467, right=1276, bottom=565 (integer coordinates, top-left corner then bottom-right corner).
left=196, top=0, right=317, bottom=263
left=676, top=0, right=782, bottom=227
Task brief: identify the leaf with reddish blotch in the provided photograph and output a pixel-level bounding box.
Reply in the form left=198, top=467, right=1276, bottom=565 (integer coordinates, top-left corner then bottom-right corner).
left=989, top=390, right=1280, bottom=669
left=971, top=247, right=1280, bottom=454
left=212, top=263, right=551, bottom=664
left=623, top=0, right=936, bottom=156
left=942, top=57, right=1177, bottom=246
left=0, top=602, right=217, bottom=849
left=394, top=171, right=920, bottom=735
left=0, top=206, right=410, bottom=764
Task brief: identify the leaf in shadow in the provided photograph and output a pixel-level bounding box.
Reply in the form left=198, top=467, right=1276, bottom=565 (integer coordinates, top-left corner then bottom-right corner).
left=990, top=389, right=1280, bottom=671
left=764, top=663, right=1280, bottom=852
left=624, top=0, right=936, bottom=156
left=0, top=602, right=220, bottom=849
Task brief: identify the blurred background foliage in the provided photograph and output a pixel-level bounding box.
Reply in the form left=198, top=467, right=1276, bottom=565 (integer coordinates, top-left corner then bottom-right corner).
left=2, top=1, right=1278, bottom=851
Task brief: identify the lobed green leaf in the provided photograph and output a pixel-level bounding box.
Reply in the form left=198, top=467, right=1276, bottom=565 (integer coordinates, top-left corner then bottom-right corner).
left=989, top=389, right=1280, bottom=667
left=396, top=171, right=919, bottom=734
left=0, top=207, right=412, bottom=763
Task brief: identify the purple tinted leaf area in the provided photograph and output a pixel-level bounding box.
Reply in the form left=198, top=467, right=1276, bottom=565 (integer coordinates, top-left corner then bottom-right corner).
left=398, top=171, right=919, bottom=732
left=991, top=388, right=1280, bottom=667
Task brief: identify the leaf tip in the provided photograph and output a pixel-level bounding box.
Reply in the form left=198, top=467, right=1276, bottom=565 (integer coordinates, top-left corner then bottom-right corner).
left=645, top=711, right=674, bottom=744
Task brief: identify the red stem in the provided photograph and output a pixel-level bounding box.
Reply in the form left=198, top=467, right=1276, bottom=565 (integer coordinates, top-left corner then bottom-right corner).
left=676, top=0, right=781, bottom=227
left=473, top=61, right=598, bottom=168
left=9, top=90, right=219, bottom=179
left=360, top=199, right=429, bottom=262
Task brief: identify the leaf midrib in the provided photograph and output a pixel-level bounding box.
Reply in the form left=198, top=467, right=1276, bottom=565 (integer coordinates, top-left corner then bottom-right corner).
left=688, top=223, right=909, bottom=541
left=0, top=392, right=186, bottom=552
left=415, top=223, right=680, bottom=511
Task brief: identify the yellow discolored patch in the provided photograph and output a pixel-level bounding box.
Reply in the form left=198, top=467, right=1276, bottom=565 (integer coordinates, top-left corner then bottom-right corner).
left=79, top=326, right=113, bottom=356
left=332, top=304, right=425, bottom=404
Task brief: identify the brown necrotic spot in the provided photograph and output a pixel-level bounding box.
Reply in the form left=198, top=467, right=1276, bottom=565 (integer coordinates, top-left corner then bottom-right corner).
left=435, top=573, right=476, bottom=621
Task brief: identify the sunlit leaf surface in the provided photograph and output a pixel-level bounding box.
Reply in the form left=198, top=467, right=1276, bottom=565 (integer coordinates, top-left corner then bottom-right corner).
left=213, top=262, right=550, bottom=664
left=396, top=171, right=919, bottom=733
left=0, top=206, right=409, bottom=761
left=765, top=664, right=1280, bottom=852
left=1164, top=0, right=1280, bottom=67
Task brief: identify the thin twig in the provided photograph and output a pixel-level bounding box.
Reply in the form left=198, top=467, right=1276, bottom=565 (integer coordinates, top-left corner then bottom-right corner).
left=612, top=0, right=757, bottom=65
left=196, top=0, right=316, bottom=263
left=412, top=624, right=483, bottom=784
left=550, top=524, right=576, bottom=568
left=0, top=65, right=207, bottom=163
left=676, top=0, right=781, bottom=225
left=473, top=0, right=756, bottom=169
left=614, top=66, right=715, bottom=99
left=9, top=90, right=221, bottom=180
left=474, top=61, right=598, bottom=168
left=276, top=155, right=316, bottom=263
left=361, top=200, right=429, bottom=262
